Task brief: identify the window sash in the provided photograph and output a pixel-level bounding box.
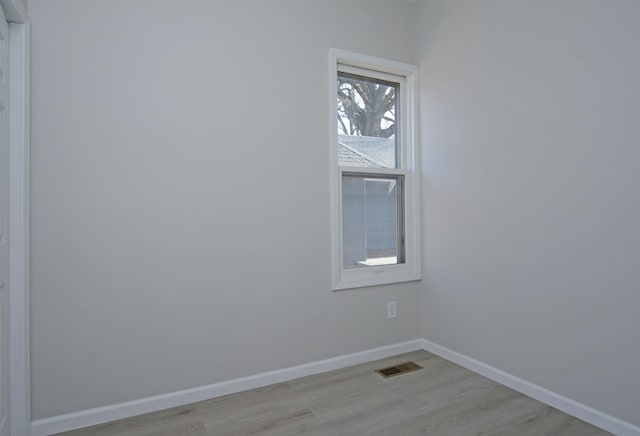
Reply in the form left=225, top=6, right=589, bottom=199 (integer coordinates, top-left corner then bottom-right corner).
left=337, top=71, right=400, bottom=169
left=341, top=172, right=406, bottom=270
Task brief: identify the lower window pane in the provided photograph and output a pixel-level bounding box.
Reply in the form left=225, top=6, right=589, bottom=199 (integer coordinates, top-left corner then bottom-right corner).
left=342, top=174, right=405, bottom=269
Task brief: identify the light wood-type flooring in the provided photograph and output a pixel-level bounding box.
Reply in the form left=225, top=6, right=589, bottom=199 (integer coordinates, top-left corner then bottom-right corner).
left=57, top=350, right=610, bottom=436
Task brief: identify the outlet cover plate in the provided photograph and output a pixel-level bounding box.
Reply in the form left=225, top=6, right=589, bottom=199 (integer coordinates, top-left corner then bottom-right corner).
left=387, top=301, right=397, bottom=319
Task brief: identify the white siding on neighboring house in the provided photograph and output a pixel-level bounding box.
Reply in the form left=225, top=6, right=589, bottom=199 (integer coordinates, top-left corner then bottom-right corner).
left=339, top=135, right=399, bottom=268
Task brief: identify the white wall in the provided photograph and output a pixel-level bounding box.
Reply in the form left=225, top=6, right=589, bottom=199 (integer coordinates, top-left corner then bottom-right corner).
left=29, top=0, right=420, bottom=419
left=33, top=0, right=640, bottom=426
left=417, top=0, right=640, bottom=427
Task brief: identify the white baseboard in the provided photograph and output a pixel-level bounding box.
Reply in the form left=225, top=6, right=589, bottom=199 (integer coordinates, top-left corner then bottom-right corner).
left=30, top=339, right=424, bottom=436
left=31, top=338, right=640, bottom=436
left=420, top=338, right=640, bottom=436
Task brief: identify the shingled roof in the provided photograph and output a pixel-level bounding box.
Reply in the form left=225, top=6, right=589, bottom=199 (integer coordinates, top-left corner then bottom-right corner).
left=337, top=135, right=395, bottom=168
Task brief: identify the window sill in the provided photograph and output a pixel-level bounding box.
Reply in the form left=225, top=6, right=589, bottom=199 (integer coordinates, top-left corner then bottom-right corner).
left=332, top=271, right=421, bottom=291
left=356, top=256, right=397, bottom=267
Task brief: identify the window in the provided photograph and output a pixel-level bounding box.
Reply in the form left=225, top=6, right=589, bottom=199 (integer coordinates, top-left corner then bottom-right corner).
left=330, top=49, right=421, bottom=290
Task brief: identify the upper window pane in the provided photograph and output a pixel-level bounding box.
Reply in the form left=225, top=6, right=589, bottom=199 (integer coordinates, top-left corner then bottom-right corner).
left=337, top=72, right=399, bottom=169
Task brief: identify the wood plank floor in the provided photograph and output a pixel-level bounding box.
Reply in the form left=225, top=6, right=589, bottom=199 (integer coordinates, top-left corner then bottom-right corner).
left=57, top=350, right=610, bottom=436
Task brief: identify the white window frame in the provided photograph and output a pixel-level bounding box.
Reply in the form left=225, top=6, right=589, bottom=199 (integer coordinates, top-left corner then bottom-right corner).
left=329, top=48, right=421, bottom=291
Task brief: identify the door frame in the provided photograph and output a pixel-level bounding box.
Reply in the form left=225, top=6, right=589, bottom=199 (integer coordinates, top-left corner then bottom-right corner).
left=4, top=0, right=29, bottom=434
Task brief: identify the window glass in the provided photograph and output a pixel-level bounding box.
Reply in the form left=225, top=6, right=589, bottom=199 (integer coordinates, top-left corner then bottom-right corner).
left=330, top=48, right=420, bottom=290
left=337, top=72, right=399, bottom=169
left=342, top=174, right=405, bottom=268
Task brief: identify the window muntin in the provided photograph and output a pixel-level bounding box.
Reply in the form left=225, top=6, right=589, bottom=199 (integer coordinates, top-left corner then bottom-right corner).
left=330, top=49, right=420, bottom=290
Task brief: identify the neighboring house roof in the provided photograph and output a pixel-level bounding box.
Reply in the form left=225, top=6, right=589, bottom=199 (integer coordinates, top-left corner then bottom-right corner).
left=337, top=135, right=395, bottom=168
left=338, top=142, right=381, bottom=168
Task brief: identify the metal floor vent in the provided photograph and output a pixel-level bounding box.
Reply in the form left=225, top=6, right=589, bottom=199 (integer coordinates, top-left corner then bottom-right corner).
left=375, top=361, right=423, bottom=378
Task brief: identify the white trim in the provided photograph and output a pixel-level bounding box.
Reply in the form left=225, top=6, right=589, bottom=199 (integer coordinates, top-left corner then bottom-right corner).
left=339, top=166, right=406, bottom=177
left=332, top=49, right=417, bottom=79
left=420, top=339, right=640, bottom=436
left=30, top=340, right=424, bottom=436
left=329, top=48, right=421, bottom=291
left=328, top=49, right=339, bottom=291
left=8, top=20, right=29, bottom=436
left=29, top=338, right=640, bottom=436
left=338, top=64, right=405, bottom=85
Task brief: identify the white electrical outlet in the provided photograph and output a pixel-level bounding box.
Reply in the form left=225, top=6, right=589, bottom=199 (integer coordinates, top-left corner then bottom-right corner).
left=387, top=301, right=397, bottom=319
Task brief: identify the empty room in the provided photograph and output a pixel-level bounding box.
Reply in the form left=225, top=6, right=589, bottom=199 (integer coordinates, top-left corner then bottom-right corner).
left=2, top=0, right=639, bottom=435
